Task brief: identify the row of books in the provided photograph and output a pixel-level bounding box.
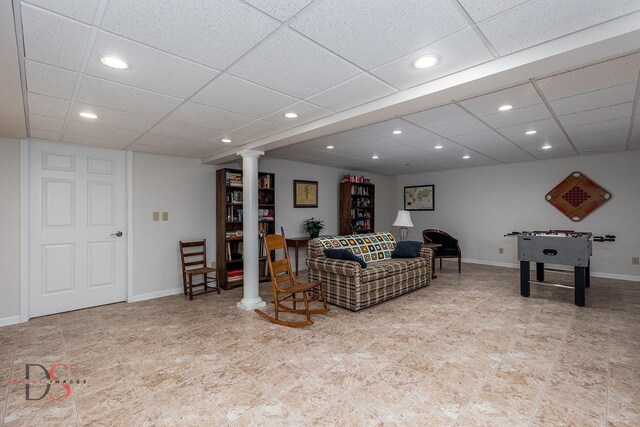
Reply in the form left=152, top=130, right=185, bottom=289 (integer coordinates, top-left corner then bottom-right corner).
left=352, top=218, right=373, bottom=232
left=227, top=269, right=243, bottom=282
left=225, top=230, right=243, bottom=240
left=259, top=174, right=272, bottom=189
left=226, top=206, right=243, bottom=222
left=342, top=174, right=371, bottom=184
left=226, top=190, right=242, bottom=204
left=226, top=237, right=267, bottom=261
left=352, top=197, right=372, bottom=207
left=351, top=186, right=371, bottom=196
left=226, top=171, right=243, bottom=187
left=351, top=209, right=372, bottom=219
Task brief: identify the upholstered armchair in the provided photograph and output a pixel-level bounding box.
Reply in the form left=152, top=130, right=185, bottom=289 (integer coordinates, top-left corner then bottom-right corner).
left=422, top=229, right=462, bottom=273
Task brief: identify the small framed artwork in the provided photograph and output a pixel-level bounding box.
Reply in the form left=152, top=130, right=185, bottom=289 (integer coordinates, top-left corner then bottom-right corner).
left=404, top=185, right=434, bottom=211
left=293, top=180, right=318, bottom=208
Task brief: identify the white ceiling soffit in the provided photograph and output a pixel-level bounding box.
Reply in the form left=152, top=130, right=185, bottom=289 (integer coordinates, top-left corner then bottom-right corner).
left=14, top=0, right=640, bottom=163
left=0, top=0, right=27, bottom=139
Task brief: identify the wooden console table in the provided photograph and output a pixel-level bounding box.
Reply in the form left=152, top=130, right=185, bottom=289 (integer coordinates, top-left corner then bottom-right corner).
left=285, top=236, right=327, bottom=276
left=422, top=243, right=442, bottom=279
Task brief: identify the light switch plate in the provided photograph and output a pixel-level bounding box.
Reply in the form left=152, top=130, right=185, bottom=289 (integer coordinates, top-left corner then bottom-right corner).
left=499, top=247, right=504, bottom=254
left=152, top=211, right=160, bottom=221
left=633, top=257, right=639, bottom=265
left=162, top=212, right=169, bottom=221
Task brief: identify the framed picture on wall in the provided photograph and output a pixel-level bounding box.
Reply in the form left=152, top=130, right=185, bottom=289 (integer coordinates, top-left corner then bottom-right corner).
left=293, top=180, right=318, bottom=208
left=404, top=185, right=434, bottom=211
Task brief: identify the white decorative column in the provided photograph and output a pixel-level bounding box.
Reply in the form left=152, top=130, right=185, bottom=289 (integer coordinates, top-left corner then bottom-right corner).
left=237, top=149, right=266, bottom=310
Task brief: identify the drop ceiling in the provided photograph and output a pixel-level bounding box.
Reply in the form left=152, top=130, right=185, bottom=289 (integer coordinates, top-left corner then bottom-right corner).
left=9, top=0, right=640, bottom=172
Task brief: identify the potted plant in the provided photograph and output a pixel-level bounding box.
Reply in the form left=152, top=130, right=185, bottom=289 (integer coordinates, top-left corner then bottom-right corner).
left=303, top=217, right=325, bottom=238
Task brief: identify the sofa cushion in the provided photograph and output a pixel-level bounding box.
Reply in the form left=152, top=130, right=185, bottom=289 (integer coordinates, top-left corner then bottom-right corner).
left=324, top=248, right=367, bottom=268
left=391, top=241, right=422, bottom=258
left=311, top=232, right=397, bottom=263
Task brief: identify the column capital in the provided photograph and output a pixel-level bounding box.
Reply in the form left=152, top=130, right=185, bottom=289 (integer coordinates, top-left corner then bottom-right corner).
left=236, top=149, right=264, bottom=158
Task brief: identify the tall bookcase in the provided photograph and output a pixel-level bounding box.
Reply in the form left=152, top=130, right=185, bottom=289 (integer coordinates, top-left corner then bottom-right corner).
left=216, top=168, right=275, bottom=290
left=339, top=182, right=375, bottom=235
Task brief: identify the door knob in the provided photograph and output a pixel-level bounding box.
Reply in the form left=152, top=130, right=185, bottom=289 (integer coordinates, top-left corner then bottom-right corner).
left=111, top=231, right=123, bottom=237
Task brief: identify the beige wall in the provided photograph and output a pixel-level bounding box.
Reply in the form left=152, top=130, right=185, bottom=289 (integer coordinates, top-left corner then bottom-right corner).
left=0, top=138, right=21, bottom=323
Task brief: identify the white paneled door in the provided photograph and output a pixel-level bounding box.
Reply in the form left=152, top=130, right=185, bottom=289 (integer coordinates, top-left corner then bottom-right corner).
left=29, top=141, right=127, bottom=317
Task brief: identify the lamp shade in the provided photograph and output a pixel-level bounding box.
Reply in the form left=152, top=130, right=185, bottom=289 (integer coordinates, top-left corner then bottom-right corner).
left=392, top=210, right=414, bottom=227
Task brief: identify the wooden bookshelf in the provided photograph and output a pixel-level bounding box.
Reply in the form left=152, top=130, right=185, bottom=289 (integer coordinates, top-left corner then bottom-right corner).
left=216, top=168, right=275, bottom=290
left=339, top=182, right=375, bottom=235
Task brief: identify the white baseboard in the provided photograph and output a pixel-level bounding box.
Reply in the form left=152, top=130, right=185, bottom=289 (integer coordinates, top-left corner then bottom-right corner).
left=460, top=258, right=640, bottom=282
left=0, top=315, right=21, bottom=327
left=131, top=287, right=184, bottom=302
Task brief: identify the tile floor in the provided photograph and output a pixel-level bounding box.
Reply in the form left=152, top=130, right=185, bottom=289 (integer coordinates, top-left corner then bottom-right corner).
left=1, top=263, right=639, bottom=426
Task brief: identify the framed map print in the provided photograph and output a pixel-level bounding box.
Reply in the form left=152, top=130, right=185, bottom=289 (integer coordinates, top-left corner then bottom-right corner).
left=404, top=185, right=434, bottom=211
left=293, top=180, right=318, bottom=208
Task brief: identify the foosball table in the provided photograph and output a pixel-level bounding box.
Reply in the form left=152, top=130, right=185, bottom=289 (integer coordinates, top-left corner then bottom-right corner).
left=505, top=230, right=615, bottom=306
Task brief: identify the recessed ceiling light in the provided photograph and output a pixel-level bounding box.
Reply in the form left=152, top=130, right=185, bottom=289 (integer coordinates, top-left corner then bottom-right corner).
left=462, top=154, right=471, bottom=159
left=326, top=145, right=334, bottom=149
left=525, top=130, right=537, bottom=135
left=372, top=154, right=379, bottom=159
left=79, top=112, right=98, bottom=119
left=498, top=104, right=513, bottom=111
left=221, top=138, right=232, bottom=143
left=283, top=112, right=298, bottom=118
left=541, top=144, right=552, bottom=150
left=413, top=55, right=438, bottom=69
left=434, top=144, right=443, bottom=149
left=100, top=56, right=129, bottom=69
left=392, top=130, right=402, bottom=135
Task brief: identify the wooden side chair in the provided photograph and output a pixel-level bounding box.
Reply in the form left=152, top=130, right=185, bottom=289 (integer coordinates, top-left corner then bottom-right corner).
left=255, top=227, right=330, bottom=327
left=422, top=229, right=462, bottom=273
left=179, top=239, right=220, bottom=300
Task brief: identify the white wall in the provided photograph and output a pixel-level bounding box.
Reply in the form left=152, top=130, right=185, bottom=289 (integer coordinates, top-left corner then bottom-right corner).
left=393, top=151, right=640, bottom=279
left=132, top=152, right=217, bottom=299
left=0, top=138, right=21, bottom=323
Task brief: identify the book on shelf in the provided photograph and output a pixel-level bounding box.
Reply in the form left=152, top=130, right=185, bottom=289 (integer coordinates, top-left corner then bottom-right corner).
left=226, top=171, right=243, bottom=187
left=258, top=174, right=272, bottom=189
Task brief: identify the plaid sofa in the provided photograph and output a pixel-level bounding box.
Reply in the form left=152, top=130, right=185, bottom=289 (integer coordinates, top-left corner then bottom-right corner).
left=306, top=232, right=432, bottom=311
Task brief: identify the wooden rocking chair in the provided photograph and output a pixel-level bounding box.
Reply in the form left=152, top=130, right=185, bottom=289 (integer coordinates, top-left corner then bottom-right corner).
left=255, top=227, right=330, bottom=327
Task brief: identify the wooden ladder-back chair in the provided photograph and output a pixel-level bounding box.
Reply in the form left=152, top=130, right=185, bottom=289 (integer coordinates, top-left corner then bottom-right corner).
left=255, top=227, right=330, bottom=327
left=422, top=229, right=462, bottom=273
left=179, top=239, right=220, bottom=300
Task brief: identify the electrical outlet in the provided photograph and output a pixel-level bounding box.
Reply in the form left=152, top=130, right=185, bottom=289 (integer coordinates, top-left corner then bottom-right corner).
left=499, top=247, right=504, bottom=254
left=162, top=211, right=169, bottom=221
left=633, top=257, right=639, bottom=265
left=210, top=261, right=216, bottom=269
left=152, top=211, right=160, bottom=221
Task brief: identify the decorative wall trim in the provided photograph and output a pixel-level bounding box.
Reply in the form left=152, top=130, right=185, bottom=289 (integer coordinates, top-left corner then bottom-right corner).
left=0, top=316, right=20, bottom=327
left=131, top=287, right=183, bottom=303
left=458, top=258, right=640, bottom=282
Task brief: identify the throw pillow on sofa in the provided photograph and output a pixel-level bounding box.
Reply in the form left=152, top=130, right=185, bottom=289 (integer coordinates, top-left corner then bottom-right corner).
left=324, top=248, right=367, bottom=268
left=391, top=241, right=422, bottom=258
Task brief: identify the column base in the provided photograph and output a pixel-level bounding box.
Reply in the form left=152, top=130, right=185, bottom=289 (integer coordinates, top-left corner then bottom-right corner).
left=237, top=297, right=266, bottom=311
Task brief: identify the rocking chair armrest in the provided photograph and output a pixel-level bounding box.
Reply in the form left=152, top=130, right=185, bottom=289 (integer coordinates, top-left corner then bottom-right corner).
left=306, top=256, right=361, bottom=277
left=418, top=245, right=434, bottom=263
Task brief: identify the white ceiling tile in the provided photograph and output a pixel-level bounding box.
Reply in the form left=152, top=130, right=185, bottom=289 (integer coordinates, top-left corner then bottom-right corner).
left=85, top=31, right=219, bottom=99
left=383, top=129, right=443, bottom=145
left=565, top=117, right=631, bottom=138
left=429, top=117, right=489, bottom=137
left=27, top=93, right=70, bottom=118
left=149, top=120, right=221, bottom=143
left=577, top=144, right=627, bottom=155
left=571, top=128, right=629, bottom=146
left=136, top=133, right=201, bottom=150
left=450, top=129, right=510, bottom=147
left=558, top=103, right=633, bottom=129
left=24, top=0, right=100, bottom=23
left=62, top=133, right=130, bottom=150
left=478, top=0, right=640, bottom=55
left=128, top=143, right=181, bottom=157
left=231, top=120, right=289, bottom=139
left=528, top=145, right=577, bottom=159
left=319, top=129, right=380, bottom=146
left=167, top=102, right=253, bottom=132
left=192, top=74, right=296, bottom=118
left=359, top=118, right=422, bottom=138
left=212, top=132, right=256, bottom=146
left=306, top=74, right=396, bottom=112
left=371, top=29, right=494, bottom=90
left=460, top=83, right=543, bottom=117
left=21, top=3, right=91, bottom=71
left=77, top=77, right=183, bottom=118
left=261, top=101, right=333, bottom=126
left=25, top=60, right=77, bottom=99
left=291, top=0, right=466, bottom=69
left=183, top=143, right=229, bottom=159
left=101, top=0, right=279, bottom=69
left=510, top=129, right=571, bottom=149
left=28, top=114, right=64, bottom=132
left=549, top=84, right=637, bottom=116
left=496, top=118, right=562, bottom=138
left=244, top=0, right=313, bottom=21
left=480, top=103, right=551, bottom=128
left=229, top=28, right=359, bottom=98
left=536, top=53, right=640, bottom=100
left=29, top=129, right=61, bottom=141
left=403, top=104, right=470, bottom=128
left=70, top=103, right=158, bottom=132
left=457, top=0, right=530, bottom=22
left=65, top=121, right=141, bottom=143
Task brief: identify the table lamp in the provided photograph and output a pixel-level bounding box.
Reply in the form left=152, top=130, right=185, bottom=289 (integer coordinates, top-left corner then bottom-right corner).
left=392, top=210, right=414, bottom=241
